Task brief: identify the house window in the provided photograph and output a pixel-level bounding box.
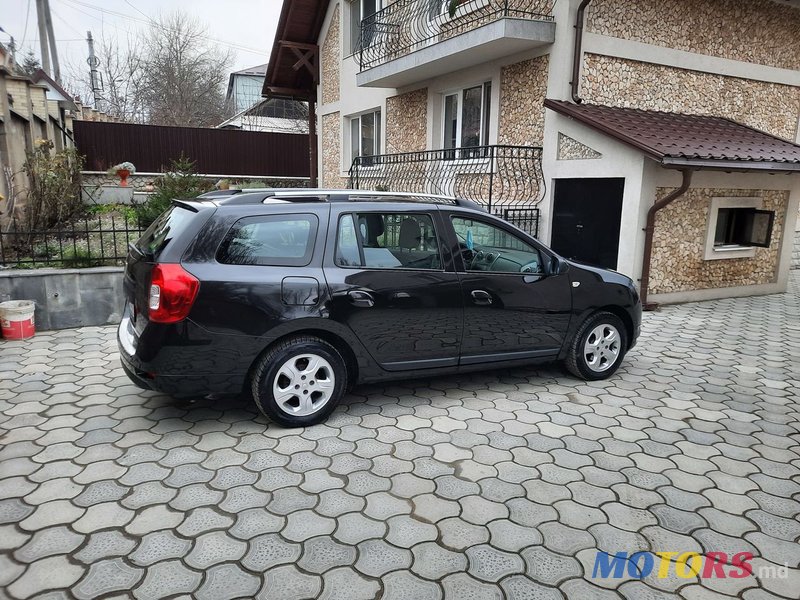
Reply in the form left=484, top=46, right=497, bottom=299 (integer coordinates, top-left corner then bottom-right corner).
left=704, top=197, right=776, bottom=261
left=443, top=82, right=491, bottom=158
left=714, top=208, right=774, bottom=248
left=349, top=0, right=380, bottom=54
left=350, top=110, right=381, bottom=166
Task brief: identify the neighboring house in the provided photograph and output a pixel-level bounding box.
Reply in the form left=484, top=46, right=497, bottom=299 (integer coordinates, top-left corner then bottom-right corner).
left=218, top=97, right=309, bottom=134
left=0, top=44, right=118, bottom=227
left=0, top=51, right=77, bottom=226
left=264, top=0, right=800, bottom=305
left=226, top=64, right=269, bottom=113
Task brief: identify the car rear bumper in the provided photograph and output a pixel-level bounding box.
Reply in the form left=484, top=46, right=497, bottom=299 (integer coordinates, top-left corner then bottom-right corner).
left=117, top=314, right=248, bottom=398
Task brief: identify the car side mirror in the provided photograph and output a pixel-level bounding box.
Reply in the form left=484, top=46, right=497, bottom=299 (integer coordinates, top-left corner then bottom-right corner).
left=549, top=256, right=569, bottom=275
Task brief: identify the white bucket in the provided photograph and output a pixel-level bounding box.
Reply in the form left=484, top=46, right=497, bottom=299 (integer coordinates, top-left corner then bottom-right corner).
left=0, top=300, right=36, bottom=340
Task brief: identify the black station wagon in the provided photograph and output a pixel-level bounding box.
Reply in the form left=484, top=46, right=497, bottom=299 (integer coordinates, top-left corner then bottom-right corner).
left=119, top=190, right=641, bottom=426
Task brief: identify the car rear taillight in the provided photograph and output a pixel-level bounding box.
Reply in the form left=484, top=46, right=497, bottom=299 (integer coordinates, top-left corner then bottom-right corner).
left=148, top=264, right=200, bottom=323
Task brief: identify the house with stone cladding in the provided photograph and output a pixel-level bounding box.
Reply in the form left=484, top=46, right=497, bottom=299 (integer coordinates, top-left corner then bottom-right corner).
left=264, top=0, right=800, bottom=306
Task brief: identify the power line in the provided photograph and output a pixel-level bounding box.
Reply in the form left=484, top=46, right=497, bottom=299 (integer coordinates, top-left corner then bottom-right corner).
left=60, top=0, right=267, bottom=55
left=21, top=0, right=32, bottom=45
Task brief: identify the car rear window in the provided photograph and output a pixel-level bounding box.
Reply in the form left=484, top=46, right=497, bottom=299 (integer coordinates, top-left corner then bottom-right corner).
left=136, top=206, right=195, bottom=257
left=217, top=214, right=318, bottom=266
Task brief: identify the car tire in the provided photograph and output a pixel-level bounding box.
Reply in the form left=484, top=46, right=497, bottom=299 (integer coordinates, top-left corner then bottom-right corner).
left=251, top=335, right=348, bottom=427
left=565, top=311, right=628, bottom=380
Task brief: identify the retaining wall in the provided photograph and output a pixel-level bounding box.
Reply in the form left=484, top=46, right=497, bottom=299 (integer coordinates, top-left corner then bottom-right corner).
left=0, top=267, right=124, bottom=331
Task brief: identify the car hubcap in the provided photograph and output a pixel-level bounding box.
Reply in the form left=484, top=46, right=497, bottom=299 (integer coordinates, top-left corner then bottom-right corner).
left=273, top=353, right=335, bottom=417
left=583, top=324, right=621, bottom=373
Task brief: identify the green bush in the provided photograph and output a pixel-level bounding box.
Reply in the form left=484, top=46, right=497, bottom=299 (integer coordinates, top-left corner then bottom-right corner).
left=23, top=141, right=84, bottom=229
left=134, top=156, right=212, bottom=227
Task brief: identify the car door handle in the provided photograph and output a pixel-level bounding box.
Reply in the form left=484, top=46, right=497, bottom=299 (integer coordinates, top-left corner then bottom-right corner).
left=347, top=290, right=375, bottom=308
left=470, top=290, right=492, bottom=305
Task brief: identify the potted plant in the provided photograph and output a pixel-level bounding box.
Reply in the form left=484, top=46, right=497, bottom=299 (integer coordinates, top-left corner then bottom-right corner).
left=109, top=161, right=136, bottom=187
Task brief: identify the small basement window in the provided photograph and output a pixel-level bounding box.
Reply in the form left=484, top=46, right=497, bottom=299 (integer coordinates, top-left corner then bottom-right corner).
left=704, top=197, right=776, bottom=261
left=714, top=207, right=774, bottom=248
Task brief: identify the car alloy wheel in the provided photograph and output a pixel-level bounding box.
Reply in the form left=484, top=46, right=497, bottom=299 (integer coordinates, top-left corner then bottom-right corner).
left=582, top=324, right=621, bottom=373
left=272, top=353, right=336, bottom=417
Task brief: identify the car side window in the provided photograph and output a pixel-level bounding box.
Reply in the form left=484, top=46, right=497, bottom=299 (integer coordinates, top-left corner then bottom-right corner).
left=217, top=214, right=318, bottom=266
left=335, top=212, right=442, bottom=270
left=451, top=216, right=542, bottom=274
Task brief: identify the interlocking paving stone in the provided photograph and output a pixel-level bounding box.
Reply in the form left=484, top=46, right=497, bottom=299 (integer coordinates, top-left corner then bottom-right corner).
left=132, top=560, right=202, bottom=599
left=7, top=556, right=83, bottom=598
left=466, top=544, right=525, bottom=582
left=176, top=507, right=233, bottom=536
left=18, top=500, right=83, bottom=531
left=125, top=503, right=184, bottom=535
left=283, top=510, right=336, bottom=542
left=71, top=558, right=143, bottom=600
left=73, top=531, right=136, bottom=564
left=333, top=512, right=387, bottom=545
left=298, top=536, right=357, bottom=574
left=2, top=276, right=800, bottom=599
left=411, top=542, right=467, bottom=581
left=382, top=570, right=442, bottom=600
left=442, top=573, right=503, bottom=600
left=522, top=547, right=583, bottom=586
left=242, top=533, right=302, bottom=571
left=195, top=563, right=260, bottom=600
left=13, top=526, right=83, bottom=563
left=354, top=538, right=412, bottom=577
left=185, top=530, right=247, bottom=569
left=258, top=564, right=322, bottom=600
left=319, top=567, right=380, bottom=600
left=129, top=530, right=192, bottom=567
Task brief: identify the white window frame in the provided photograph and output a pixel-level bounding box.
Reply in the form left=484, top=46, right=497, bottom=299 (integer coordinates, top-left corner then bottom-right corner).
left=347, top=0, right=382, bottom=57
left=704, top=197, right=760, bottom=261
left=348, top=109, right=382, bottom=167
left=440, top=81, right=492, bottom=158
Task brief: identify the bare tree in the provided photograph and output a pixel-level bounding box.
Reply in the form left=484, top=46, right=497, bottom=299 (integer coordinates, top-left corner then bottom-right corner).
left=65, top=36, right=147, bottom=123
left=140, top=12, right=234, bottom=127
left=65, top=10, right=233, bottom=127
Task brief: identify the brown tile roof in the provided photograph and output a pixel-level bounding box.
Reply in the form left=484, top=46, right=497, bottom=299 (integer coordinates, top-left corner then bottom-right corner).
left=544, top=99, right=800, bottom=172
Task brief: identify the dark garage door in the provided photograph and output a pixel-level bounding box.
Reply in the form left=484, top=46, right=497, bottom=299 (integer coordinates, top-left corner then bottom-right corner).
left=551, top=178, right=624, bottom=270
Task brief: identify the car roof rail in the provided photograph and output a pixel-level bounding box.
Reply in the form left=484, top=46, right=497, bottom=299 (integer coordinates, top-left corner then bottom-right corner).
left=197, top=189, right=243, bottom=198
left=268, top=189, right=467, bottom=207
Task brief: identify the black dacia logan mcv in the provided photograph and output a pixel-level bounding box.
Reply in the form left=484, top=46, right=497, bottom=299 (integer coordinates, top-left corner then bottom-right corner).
left=119, top=190, right=641, bottom=426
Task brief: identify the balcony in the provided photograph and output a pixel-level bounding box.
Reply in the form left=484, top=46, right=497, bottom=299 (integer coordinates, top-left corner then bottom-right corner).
left=348, top=145, right=544, bottom=235
left=356, top=0, right=556, bottom=88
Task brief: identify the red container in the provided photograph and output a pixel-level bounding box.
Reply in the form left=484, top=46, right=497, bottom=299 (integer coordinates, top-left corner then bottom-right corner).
left=0, top=300, right=36, bottom=340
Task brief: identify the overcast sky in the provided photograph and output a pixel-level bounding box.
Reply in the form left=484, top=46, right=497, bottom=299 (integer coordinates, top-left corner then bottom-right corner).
left=2, top=0, right=281, bottom=85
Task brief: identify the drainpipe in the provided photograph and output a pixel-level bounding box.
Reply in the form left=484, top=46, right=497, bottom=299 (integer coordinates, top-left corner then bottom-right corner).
left=570, top=0, right=593, bottom=104
left=640, top=169, right=693, bottom=310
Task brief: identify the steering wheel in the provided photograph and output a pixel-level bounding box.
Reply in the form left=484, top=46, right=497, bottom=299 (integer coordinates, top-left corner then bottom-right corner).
left=459, top=242, right=476, bottom=266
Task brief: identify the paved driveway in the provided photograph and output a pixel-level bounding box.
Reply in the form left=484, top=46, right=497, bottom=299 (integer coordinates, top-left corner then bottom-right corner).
left=1, top=273, right=799, bottom=600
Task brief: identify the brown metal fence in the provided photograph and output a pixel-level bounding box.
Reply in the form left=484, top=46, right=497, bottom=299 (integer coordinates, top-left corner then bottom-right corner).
left=73, top=120, right=309, bottom=177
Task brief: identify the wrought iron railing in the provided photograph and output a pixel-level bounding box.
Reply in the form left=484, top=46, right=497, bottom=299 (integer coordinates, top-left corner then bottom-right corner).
left=348, top=145, right=544, bottom=235
left=0, top=215, right=146, bottom=269
left=359, top=0, right=555, bottom=70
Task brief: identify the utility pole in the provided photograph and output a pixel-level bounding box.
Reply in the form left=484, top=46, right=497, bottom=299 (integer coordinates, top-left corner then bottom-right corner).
left=42, top=0, right=61, bottom=82
left=35, top=0, right=51, bottom=76
left=86, top=31, right=102, bottom=111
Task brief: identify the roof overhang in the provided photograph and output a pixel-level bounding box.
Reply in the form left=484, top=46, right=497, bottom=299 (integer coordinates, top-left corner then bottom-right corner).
left=545, top=99, right=800, bottom=174
left=30, top=69, right=78, bottom=111
left=661, top=157, right=800, bottom=173
left=264, top=0, right=330, bottom=101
